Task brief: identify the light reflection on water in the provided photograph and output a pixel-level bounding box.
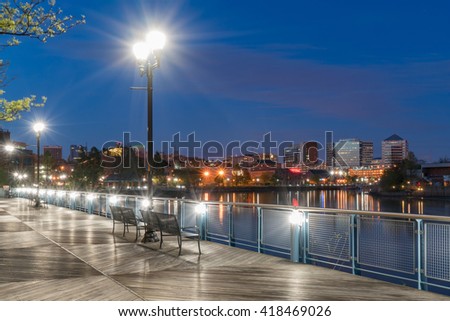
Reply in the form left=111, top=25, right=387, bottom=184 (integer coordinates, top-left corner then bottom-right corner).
left=201, top=190, right=450, bottom=216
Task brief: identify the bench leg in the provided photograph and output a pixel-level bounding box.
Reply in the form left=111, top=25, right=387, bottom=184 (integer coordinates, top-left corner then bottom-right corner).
left=178, top=236, right=182, bottom=256
left=112, top=221, right=115, bottom=234
left=159, top=231, right=163, bottom=249
left=123, top=223, right=126, bottom=237
left=197, top=237, right=201, bottom=255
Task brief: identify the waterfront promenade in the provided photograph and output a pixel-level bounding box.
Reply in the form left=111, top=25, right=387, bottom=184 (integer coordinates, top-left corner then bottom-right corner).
left=0, top=197, right=448, bottom=301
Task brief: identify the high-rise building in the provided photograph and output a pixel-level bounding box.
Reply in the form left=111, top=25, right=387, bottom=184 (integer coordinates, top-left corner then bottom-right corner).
left=302, top=141, right=320, bottom=168
left=43, top=145, right=63, bottom=162
left=334, top=138, right=373, bottom=168
left=325, top=131, right=334, bottom=167
left=382, top=134, right=408, bottom=166
left=283, top=144, right=301, bottom=168
left=334, top=139, right=360, bottom=168
left=68, top=145, right=87, bottom=163
left=360, top=141, right=374, bottom=167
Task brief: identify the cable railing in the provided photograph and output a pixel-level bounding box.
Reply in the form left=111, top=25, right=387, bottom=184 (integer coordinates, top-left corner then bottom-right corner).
left=13, top=187, right=450, bottom=297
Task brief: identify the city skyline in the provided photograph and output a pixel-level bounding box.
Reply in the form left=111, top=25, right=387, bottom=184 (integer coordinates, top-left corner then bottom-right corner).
left=1, top=126, right=417, bottom=167
left=1, top=0, right=450, bottom=161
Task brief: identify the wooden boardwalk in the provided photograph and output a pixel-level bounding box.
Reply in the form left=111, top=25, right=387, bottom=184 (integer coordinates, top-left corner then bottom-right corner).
left=0, top=198, right=448, bottom=301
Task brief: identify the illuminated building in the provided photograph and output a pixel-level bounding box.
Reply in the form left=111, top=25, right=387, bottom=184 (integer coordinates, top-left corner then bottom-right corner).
left=382, top=134, right=408, bottom=166
left=44, top=145, right=63, bottom=162
left=334, top=138, right=373, bottom=168
left=325, top=131, right=334, bottom=167
left=68, top=145, right=87, bottom=163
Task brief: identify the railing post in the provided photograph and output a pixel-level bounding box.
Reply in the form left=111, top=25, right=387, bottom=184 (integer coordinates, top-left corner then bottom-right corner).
left=302, top=211, right=309, bottom=264
left=351, top=214, right=359, bottom=275
left=290, top=222, right=300, bottom=262
left=229, top=205, right=234, bottom=246
left=197, top=205, right=207, bottom=241
left=416, top=218, right=425, bottom=290
left=180, top=200, right=185, bottom=226
left=257, top=206, right=262, bottom=253
left=290, top=210, right=305, bottom=263
left=104, top=195, right=110, bottom=217
left=135, top=196, right=140, bottom=219
left=164, top=199, right=169, bottom=214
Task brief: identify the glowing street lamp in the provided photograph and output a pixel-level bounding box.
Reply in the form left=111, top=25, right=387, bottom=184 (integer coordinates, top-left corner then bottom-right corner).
left=133, top=30, right=166, bottom=198
left=4, top=144, right=14, bottom=153
left=33, top=122, right=45, bottom=207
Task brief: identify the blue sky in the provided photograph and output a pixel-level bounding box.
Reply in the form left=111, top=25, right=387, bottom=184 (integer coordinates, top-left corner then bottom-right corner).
left=2, top=0, right=450, bottom=161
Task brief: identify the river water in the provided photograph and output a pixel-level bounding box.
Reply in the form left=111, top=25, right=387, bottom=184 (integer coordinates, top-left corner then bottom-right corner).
left=200, top=189, right=450, bottom=216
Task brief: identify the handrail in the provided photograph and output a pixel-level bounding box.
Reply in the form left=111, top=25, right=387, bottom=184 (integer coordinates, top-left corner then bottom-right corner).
left=13, top=187, right=450, bottom=222
left=189, top=199, right=450, bottom=222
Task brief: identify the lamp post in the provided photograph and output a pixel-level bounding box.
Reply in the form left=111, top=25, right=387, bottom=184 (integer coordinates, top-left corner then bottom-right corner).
left=33, top=122, right=45, bottom=207
left=133, top=30, right=166, bottom=197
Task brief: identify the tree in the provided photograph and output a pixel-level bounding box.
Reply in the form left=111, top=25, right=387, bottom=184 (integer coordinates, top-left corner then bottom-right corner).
left=152, top=151, right=168, bottom=185
left=379, top=152, right=421, bottom=191
left=232, top=164, right=251, bottom=186
left=173, top=168, right=201, bottom=187
left=0, top=0, right=85, bottom=121
left=69, top=147, right=103, bottom=190
left=379, top=167, right=405, bottom=191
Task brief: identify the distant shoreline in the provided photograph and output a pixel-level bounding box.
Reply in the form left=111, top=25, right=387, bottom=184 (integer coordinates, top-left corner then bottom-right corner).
left=153, top=185, right=450, bottom=201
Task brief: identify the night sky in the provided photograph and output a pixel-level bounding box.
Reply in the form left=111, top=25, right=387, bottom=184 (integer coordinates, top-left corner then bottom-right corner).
left=2, top=0, right=450, bottom=161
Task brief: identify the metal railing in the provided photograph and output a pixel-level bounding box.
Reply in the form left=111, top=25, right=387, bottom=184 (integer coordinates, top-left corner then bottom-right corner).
left=13, top=187, right=450, bottom=296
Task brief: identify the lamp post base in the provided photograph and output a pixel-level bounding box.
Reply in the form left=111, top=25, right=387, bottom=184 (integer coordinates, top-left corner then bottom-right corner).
left=34, top=197, right=41, bottom=208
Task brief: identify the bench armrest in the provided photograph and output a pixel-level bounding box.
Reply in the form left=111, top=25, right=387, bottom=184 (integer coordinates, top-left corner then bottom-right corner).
left=181, top=226, right=200, bottom=233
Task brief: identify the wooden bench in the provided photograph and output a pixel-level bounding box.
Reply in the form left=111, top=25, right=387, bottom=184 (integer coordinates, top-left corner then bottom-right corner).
left=28, top=197, right=48, bottom=208
left=139, top=209, right=160, bottom=242
left=109, top=206, right=145, bottom=241
left=153, top=212, right=201, bottom=255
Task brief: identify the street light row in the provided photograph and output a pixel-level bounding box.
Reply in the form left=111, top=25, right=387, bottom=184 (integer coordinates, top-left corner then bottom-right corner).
left=2, top=122, right=45, bottom=207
